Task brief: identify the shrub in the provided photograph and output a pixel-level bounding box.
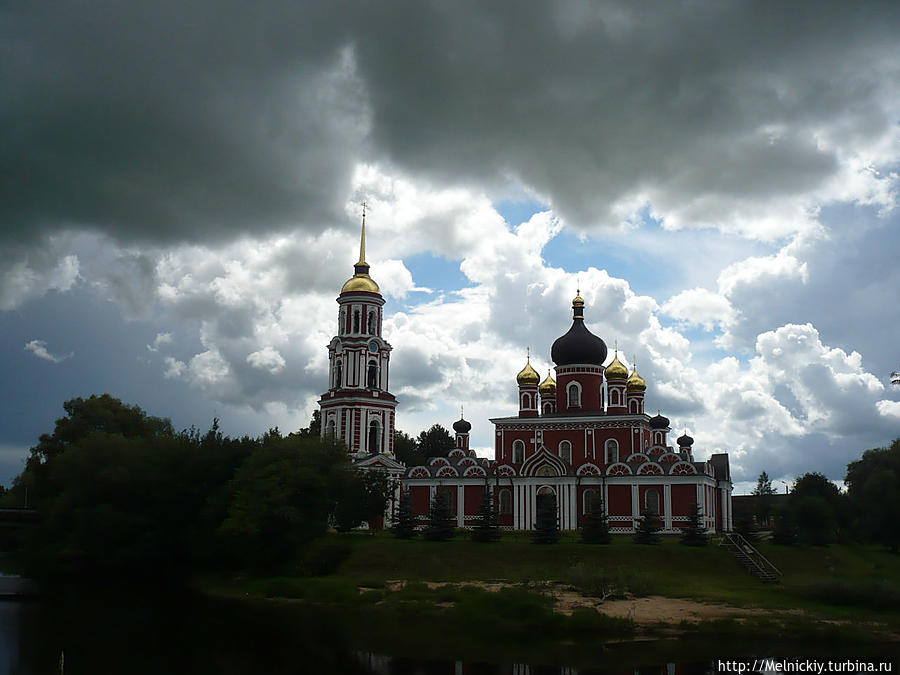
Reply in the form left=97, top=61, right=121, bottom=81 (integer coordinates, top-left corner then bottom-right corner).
left=301, top=539, right=352, bottom=576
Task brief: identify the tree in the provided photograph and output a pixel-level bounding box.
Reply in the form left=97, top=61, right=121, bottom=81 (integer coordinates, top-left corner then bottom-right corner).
left=295, top=410, right=321, bottom=438
left=532, top=494, right=559, bottom=544
left=845, top=438, right=900, bottom=552
left=734, top=512, right=758, bottom=543
left=679, top=502, right=708, bottom=546
left=416, top=424, right=455, bottom=459
left=391, top=490, right=417, bottom=539
left=789, top=472, right=844, bottom=545
left=633, top=508, right=662, bottom=544
left=771, top=506, right=798, bottom=545
left=394, top=429, right=425, bottom=467
left=752, top=471, right=777, bottom=526
left=581, top=494, right=611, bottom=544
left=471, top=489, right=501, bottom=543
left=423, top=490, right=455, bottom=541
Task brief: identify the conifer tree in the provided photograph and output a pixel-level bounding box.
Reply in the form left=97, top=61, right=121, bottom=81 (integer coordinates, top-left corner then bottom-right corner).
left=532, top=494, right=560, bottom=544
left=471, top=489, right=501, bottom=543
left=679, top=502, right=708, bottom=546
left=633, top=507, right=662, bottom=544
left=581, top=494, right=611, bottom=544
left=423, top=490, right=455, bottom=541
left=391, top=489, right=417, bottom=539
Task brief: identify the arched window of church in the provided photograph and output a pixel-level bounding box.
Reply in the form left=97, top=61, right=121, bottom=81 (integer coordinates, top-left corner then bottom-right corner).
left=499, top=489, right=512, bottom=514
left=339, top=310, right=345, bottom=334
left=326, top=419, right=336, bottom=438
left=543, top=402, right=552, bottom=414
left=368, top=419, right=381, bottom=452
left=605, top=439, right=618, bottom=464
left=521, top=393, right=531, bottom=409
left=334, top=360, right=343, bottom=389
left=644, top=489, right=660, bottom=514
left=610, top=389, right=620, bottom=406
left=367, top=311, right=377, bottom=335
left=367, top=361, right=378, bottom=388
left=583, top=488, right=599, bottom=514
left=512, top=440, right=525, bottom=463
left=567, top=382, right=581, bottom=408
left=629, top=400, right=638, bottom=413
left=558, top=440, right=572, bottom=463
left=353, top=310, right=360, bottom=333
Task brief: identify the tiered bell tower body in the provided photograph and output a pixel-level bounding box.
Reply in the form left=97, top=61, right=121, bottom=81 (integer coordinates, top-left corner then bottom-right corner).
left=319, top=214, right=397, bottom=456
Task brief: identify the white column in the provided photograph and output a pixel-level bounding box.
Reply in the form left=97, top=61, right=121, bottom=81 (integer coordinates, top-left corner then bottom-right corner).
left=569, top=483, right=576, bottom=530
left=457, top=485, right=464, bottom=528
left=664, top=484, right=672, bottom=531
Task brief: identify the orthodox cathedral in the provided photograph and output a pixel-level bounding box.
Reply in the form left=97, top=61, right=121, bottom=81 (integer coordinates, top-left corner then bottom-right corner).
left=319, top=220, right=733, bottom=533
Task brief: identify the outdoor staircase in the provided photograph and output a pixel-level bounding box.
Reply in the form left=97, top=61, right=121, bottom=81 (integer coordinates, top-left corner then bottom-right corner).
left=719, top=533, right=782, bottom=582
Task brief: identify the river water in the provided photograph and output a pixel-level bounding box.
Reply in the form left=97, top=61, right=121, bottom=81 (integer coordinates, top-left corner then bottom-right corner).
left=1, top=588, right=896, bottom=675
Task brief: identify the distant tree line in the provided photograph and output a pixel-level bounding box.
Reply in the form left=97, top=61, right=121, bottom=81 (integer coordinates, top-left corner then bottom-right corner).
left=1, top=395, right=394, bottom=579
left=745, top=438, right=900, bottom=551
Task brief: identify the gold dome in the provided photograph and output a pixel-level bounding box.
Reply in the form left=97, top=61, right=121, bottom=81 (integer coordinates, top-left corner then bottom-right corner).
left=341, top=273, right=380, bottom=294
left=538, top=370, right=556, bottom=395
left=627, top=365, right=646, bottom=392
left=572, top=291, right=584, bottom=308
left=605, top=351, right=628, bottom=381
left=516, top=359, right=540, bottom=386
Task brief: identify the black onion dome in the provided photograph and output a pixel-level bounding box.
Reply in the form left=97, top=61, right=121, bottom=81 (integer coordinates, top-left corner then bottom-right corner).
left=550, top=295, right=608, bottom=366
left=452, top=417, right=471, bottom=434
left=649, top=412, right=670, bottom=429
left=677, top=432, right=694, bottom=446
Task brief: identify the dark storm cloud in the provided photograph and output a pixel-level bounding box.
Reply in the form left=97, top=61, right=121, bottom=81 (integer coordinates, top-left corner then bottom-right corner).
left=2, top=0, right=898, bottom=252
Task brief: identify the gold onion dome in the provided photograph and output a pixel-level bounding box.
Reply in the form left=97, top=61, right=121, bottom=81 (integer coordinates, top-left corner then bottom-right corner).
left=605, top=351, right=629, bottom=381
left=516, top=358, right=540, bottom=386
left=341, top=209, right=380, bottom=294
left=626, top=365, right=646, bottom=392
left=539, top=370, right=557, bottom=395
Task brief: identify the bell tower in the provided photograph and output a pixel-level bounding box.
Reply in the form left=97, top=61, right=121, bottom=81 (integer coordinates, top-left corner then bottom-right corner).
left=319, top=207, right=397, bottom=456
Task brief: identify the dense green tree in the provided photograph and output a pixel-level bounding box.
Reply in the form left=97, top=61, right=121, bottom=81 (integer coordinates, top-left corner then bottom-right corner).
left=752, top=470, right=777, bottom=526
left=845, top=438, right=900, bottom=552
left=391, top=490, right=417, bottom=539
left=734, top=512, right=758, bottom=543
left=394, top=429, right=425, bottom=467
left=581, top=494, right=611, bottom=544
left=416, top=424, right=455, bottom=459
left=679, top=502, right=708, bottom=546
left=332, top=469, right=395, bottom=532
left=471, top=489, right=501, bottom=543
left=633, top=508, right=662, bottom=545
left=532, top=494, right=559, bottom=544
left=771, top=506, right=798, bottom=545
left=295, top=410, right=321, bottom=438
left=789, top=472, right=844, bottom=545
left=423, top=490, right=455, bottom=541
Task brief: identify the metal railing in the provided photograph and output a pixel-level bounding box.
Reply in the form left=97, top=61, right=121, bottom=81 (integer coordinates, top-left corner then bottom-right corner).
left=720, top=532, right=782, bottom=579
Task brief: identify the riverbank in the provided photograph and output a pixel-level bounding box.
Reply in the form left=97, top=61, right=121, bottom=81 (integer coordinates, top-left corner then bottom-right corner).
left=201, top=532, right=900, bottom=650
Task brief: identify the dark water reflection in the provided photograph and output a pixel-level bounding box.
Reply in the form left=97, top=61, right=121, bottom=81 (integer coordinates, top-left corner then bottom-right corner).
left=1, top=590, right=896, bottom=675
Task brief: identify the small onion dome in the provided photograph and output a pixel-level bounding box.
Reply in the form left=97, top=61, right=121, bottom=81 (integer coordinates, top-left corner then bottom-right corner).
left=538, top=370, right=557, bottom=395
left=649, top=411, right=670, bottom=429
left=551, top=293, right=608, bottom=366
left=626, top=366, right=646, bottom=392
left=677, top=432, right=694, bottom=447
left=452, top=416, right=471, bottom=434
left=605, top=352, right=628, bottom=381
left=516, top=359, right=540, bottom=386
left=341, top=272, right=380, bottom=294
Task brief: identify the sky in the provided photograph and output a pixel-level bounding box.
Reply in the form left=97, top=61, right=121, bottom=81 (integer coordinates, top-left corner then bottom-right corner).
left=2, top=1, right=899, bottom=493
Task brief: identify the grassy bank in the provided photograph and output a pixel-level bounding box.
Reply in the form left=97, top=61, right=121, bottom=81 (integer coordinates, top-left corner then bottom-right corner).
left=202, top=532, right=900, bottom=650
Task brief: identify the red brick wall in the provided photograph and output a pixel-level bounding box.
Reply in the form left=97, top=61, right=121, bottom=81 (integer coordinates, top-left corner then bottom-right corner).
left=607, top=485, right=631, bottom=516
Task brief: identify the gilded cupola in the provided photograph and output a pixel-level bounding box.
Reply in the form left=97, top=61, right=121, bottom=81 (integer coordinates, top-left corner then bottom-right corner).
left=605, top=350, right=629, bottom=381
left=516, top=357, right=540, bottom=386
left=538, top=370, right=556, bottom=395
left=626, top=365, right=646, bottom=392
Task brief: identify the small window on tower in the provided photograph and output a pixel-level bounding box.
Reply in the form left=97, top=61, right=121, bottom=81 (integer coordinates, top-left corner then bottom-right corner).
left=610, top=389, right=620, bottom=406
left=559, top=440, right=572, bottom=463
left=353, top=310, right=360, bottom=333
left=326, top=419, right=336, bottom=438
left=567, top=383, right=581, bottom=408
left=521, top=393, right=531, bottom=409
left=334, top=360, right=343, bottom=389
left=367, top=311, right=377, bottom=335
left=367, top=361, right=378, bottom=388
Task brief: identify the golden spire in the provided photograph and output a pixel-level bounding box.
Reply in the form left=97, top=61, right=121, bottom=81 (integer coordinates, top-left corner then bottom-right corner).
left=539, top=368, right=557, bottom=395
left=627, top=356, right=647, bottom=392
left=356, top=201, right=367, bottom=266
left=516, top=349, right=540, bottom=386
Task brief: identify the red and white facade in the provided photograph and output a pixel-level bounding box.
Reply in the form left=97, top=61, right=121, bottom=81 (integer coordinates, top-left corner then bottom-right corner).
left=403, top=295, right=734, bottom=534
